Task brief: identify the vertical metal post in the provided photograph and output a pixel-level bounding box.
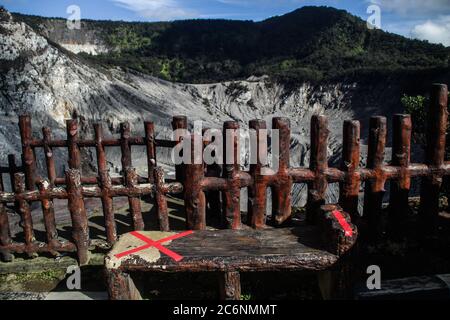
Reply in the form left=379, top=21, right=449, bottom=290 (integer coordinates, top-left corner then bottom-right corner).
left=121, top=123, right=144, bottom=231
left=67, top=119, right=81, bottom=170
left=125, top=167, right=144, bottom=231
left=248, top=119, right=268, bottom=229
left=42, top=127, right=57, bottom=185
left=66, top=169, right=90, bottom=265
left=94, top=123, right=116, bottom=245
left=145, top=121, right=157, bottom=184
left=307, top=115, right=329, bottom=224
left=172, top=116, right=188, bottom=185
left=339, top=120, right=361, bottom=220
left=272, top=117, right=292, bottom=225
left=184, top=134, right=206, bottom=230
left=19, top=115, right=37, bottom=190
left=420, top=84, right=448, bottom=229
left=38, top=179, right=60, bottom=251
left=203, top=127, right=222, bottom=218
left=389, top=114, right=412, bottom=223
left=120, top=122, right=132, bottom=172
left=154, top=167, right=170, bottom=232
left=0, top=178, right=12, bottom=261
left=363, top=116, right=387, bottom=240
left=14, top=173, right=35, bottom=257
left=223, top=121, right=241, bottom=230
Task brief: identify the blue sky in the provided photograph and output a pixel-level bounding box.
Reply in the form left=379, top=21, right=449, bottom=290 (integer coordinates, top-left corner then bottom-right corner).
left=1, top=0, right=450, bottom=46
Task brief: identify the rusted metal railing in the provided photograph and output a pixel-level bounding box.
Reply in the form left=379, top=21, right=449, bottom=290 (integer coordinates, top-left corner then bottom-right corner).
left=184, top=84, right=450, bottom=235
left=0, top=117, right=186, bottom=264
left=0, top=83, right=448, bottom=265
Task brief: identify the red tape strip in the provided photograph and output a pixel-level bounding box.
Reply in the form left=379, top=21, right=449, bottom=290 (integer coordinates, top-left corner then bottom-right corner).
left=332, top=210, right=353, bottom=237
left=114, top=230, right=194, bottom=262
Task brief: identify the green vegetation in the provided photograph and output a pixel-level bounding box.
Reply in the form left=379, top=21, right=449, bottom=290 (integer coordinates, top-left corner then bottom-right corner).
left=13, top=6, right=450, bottom=84
left=108, top=26, right=152, bottom=52
left=402, top=93, right=450, bottom=145
left=402, top=92, right=450, bottom=195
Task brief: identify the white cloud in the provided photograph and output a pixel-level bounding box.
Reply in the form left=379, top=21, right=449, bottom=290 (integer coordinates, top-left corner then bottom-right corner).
left=111, top=0, right=198, bottom=20
left=411, top=16, right=450, bottom=46
left=371, top=0, right=450, bottom=15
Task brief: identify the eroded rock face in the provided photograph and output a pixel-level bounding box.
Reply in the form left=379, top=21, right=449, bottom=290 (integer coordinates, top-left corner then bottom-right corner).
left=0, top=11, right=403, bottom=211
left=12, top=14, right=111, bottom=56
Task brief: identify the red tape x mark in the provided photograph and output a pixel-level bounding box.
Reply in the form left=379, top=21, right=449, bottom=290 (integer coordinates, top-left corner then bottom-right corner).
left=114, top=230, right=194, bottom=262
left=332, top=210, right=353, bottom=237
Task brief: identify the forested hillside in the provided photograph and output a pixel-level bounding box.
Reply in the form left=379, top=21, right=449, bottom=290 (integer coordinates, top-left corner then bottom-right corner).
left=13, top=6, right=450, bottom=84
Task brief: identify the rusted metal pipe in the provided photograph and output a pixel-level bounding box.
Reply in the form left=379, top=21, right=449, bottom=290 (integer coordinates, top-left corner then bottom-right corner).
left=94, top=123, right=117, bottom=245
left=67, top=119, right=81, bottom=170
left=19, top=115, right=37, bottom=190
left=363, top=116, right=387, bottom=240
left=223, top=121, right=241, bottom=230
left=0, top=201, right=13, bottom=262
left=0, top=241, right=76, bottom=255
left=248, top=119, right=268, bottom=229
left=184, top=134, right=206, bottom=230
left=389, top=114, right=412, bottom=222
left=420, top=84, right=448, bottom=229
left=154, top=167, right=170, bottom=232
left=172, top=116, right=188, bottom=185
left=125, top=167, right=145, bottom=231
left=145, top=121, right=157, bottom=183
left=203, top=127, right=222, bottom=220
left=271, top=117, right=293, bottom=225
left=100, top=171, right=116, bottom=245
left=0, top=182, right=180, bottom=202
left=42, top=127, right=57, bottom=185
left=339, top=120, right=361, bottom=220
left=15, top=173, right=37, bottom=258
left=307, top=115, right=329, bottom=224
left=120, top=122, right=132, bottom=172
left=66, top=169, right=90, bottom=265
left=38, top=179, right=60, bottom=254
left=30, top=137, right=177, bottom=149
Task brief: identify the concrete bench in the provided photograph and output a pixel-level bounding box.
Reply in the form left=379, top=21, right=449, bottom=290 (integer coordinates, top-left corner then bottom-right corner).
left=104, top=205, right=357, bottom=300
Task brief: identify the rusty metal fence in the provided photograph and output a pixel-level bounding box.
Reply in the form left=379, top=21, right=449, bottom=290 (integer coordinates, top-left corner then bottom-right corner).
left=0, top=83, right=449, bottom=265
left=0, top=115, right=188, bottom=264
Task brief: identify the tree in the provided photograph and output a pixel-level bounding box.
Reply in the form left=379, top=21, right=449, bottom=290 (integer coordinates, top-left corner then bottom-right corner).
left=402, top=93, right=450, bottom=204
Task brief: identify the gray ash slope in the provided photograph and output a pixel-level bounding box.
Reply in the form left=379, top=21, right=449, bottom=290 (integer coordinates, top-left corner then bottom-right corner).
left=0, top=8, right=443, bottom=210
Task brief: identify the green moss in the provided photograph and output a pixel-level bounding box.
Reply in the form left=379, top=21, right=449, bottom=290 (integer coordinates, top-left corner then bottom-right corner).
left=0, top=269, right=66, bottom=292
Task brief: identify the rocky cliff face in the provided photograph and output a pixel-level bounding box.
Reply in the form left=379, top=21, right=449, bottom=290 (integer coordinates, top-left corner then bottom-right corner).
left=12, top=13, right=110, bottom=55
left=0, top=9, right=408, bottom=210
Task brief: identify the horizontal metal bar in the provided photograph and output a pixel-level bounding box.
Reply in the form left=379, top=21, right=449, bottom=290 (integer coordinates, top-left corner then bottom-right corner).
left=53, top=175, right=148, bottom=186
left=0, top=182, right=183, bottom=203
left=0, top=241, right=77, bottom=254
left=201, top=172, right=253, bottom=191
left=198, top=162, right=450, bottom=193
left=29, top=138, right=177, bottom=149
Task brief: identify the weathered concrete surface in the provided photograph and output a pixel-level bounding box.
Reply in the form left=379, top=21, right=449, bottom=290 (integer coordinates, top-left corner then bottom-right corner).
left=45, top=291, right=108, bottom=300
left=0, top=291, right=108, bottom=300
left=106, top=231, right=177, bottom=270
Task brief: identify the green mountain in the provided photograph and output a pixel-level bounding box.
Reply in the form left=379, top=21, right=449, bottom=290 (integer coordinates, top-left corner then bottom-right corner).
left=13, top=6, right=450, bottom=84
